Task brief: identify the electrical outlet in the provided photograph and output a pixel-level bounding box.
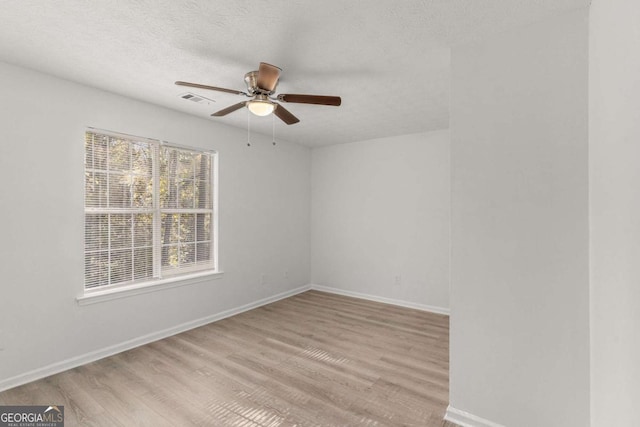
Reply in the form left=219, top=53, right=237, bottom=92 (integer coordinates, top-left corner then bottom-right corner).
left=394, top=275, right=402, bottom=286
left=284, top=270, right=289, bottom=279
left=261, top=274, right=267, bottom=286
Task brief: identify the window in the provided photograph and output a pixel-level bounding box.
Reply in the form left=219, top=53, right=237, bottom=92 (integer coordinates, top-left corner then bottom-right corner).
left=84, top=130, right=217, bottom=291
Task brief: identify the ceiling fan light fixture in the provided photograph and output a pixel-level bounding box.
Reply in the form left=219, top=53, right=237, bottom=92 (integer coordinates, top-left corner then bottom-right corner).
left=247, top=97, right=275, bottom=117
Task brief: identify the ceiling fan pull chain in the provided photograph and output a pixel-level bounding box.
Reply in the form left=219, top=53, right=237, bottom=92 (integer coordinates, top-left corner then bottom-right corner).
left=272, top=113, right=276, bottom=146
left=247, top=109, right=251, bottom=147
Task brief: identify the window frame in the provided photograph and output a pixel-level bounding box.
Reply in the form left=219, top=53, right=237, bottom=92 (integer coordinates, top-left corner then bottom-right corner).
left=80, top=128, right=221, bottom=303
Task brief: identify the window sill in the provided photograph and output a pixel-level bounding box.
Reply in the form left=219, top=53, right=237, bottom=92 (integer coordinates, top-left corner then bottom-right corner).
left=76, top=270, right=224, bottom=306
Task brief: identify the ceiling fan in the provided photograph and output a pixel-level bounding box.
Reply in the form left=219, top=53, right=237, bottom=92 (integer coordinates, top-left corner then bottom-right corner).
left=176, top=62, right=341, bottom=125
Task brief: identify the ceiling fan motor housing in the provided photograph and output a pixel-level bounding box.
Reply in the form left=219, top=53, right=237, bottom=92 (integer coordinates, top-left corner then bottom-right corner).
left=244, top=71, right=276, bottom=95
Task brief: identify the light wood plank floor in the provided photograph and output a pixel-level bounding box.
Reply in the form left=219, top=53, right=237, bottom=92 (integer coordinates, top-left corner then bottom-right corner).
left=0, top=290, right=455, bottom=426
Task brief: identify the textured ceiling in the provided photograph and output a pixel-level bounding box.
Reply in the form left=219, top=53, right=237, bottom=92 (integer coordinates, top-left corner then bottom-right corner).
left=0, top=0, right=588, bottom=147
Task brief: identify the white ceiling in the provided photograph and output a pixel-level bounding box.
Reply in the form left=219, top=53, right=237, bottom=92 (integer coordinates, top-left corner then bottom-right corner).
left=0, top=0, right=588, bottom=147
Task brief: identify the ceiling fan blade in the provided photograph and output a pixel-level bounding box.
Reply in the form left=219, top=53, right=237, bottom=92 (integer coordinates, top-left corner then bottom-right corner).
left=273, top=102, right=300, bottom=125
left=175, top=81, right=245, bottom=95
left=277, top=94, right=341, bottom=106
left=211, top=102, right=246, bottom=117
left=256, top=62, right=282, bottom=92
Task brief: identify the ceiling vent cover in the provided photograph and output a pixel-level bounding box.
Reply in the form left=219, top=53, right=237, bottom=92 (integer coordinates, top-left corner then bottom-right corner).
left=180, top=92, right=215, bottom=105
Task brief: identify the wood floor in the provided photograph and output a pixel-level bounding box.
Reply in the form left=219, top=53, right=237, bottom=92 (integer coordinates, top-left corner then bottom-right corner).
left=0, top=290, right=454, bottom=426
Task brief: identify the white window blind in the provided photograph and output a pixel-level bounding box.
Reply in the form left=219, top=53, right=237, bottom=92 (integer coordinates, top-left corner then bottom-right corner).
left=84, top=130, right=216, bottom=290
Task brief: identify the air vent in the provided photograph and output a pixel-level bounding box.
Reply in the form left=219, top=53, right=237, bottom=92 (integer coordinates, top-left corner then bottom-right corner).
left=179, top=92, right=215, bottom=105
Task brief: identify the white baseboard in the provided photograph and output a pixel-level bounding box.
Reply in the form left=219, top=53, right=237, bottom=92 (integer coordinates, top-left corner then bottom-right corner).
left=444, top=406, right=505, bottom=427
left=309, top=284, right=450, bottom=315
left=0, top=284, right=311, bottom=393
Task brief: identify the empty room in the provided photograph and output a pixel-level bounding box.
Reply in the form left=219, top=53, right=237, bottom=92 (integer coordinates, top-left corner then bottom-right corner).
left=0, top=1, right=638, bottom=426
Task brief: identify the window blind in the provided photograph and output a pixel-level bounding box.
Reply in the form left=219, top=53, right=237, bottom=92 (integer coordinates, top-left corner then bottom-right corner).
left=84, top=131, right=216, bottom=290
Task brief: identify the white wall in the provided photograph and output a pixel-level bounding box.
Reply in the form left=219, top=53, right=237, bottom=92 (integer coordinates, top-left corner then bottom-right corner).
left=449, top=9, right=590, bottom=426
left=590, top=0, right=640, bottom=425
left=0, top=61, right=310, bottom=388
left=310, top=131, right=450, bottom=312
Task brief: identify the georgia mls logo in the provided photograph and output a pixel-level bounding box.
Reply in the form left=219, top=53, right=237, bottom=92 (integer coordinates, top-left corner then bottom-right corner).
left=0, top=405, right=64, bottom=427
left=44, top=406, right=62, bottom=417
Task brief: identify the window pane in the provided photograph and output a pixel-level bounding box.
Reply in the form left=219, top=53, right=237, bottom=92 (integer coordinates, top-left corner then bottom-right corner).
left=108, top=173, right=131, bottom=208
left=85, top=133, right=95, bottom=169
left=110, top=214, right=132, bottom=249
left=196, top=242, right=211, bottom=263
left=181, top=214, right=195, bottom=243
left=160, top=147, right=177, bottom=209
left=162, top=244, right=179, bottom=269
left=195, top=154, right=210, bottom=181
left=132, top=174, right=153, bottom=208
left=134, top=214, right=153, bottom=247
left=134, top=247, right=153, bottom=280
left=178, top=179, right=195, bottom=208
left=181, top=243, right=196, bottom=266
left=132, top=142, right=152, bottom=176
left=161, top=213, right=180, bottom=245
left=195, top=180, right=211, bottom=209
left=85, top=214, right=108, bottom=252
left=89, top=134, right=108, bottom=171
left=85, top=251, right=109, bottom=288
left=85, top=171, right=108, bottom=208
left=177, top=151, right=194, bottom=178
left=110, top=249, right=133, bottom=284
left=196, top=213, right=210, bottom=242
left=108, top=138, right=130, bottom=171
